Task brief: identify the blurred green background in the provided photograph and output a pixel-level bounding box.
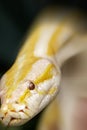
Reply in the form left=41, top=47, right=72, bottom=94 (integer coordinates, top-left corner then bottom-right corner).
left=0, top=0, right=87, bottom=130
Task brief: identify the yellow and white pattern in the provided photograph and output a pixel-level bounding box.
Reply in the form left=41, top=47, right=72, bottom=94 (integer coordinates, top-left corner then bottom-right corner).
left=0, top=7, right=87, bottom=130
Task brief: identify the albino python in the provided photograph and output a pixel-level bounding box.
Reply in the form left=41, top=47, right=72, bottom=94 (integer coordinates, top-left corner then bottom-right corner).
left=0, top=7, right=87, bottom=129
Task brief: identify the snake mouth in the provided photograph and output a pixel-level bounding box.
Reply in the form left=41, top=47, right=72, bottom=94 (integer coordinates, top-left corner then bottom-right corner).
left=0, top=105, right=31, bottom=126
left=1, top=117, right=26, bottom=126
left=0, top=111, right=29, bottom=126
left=8, top=117, right=29, bottom=126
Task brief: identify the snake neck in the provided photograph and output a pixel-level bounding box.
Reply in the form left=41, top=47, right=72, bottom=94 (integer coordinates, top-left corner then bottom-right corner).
left=17, top=8, right=87, bottom=68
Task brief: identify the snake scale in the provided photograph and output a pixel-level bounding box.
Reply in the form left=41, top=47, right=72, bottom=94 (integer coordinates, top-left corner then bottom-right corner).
left=0, top=7, right=87, bottom=129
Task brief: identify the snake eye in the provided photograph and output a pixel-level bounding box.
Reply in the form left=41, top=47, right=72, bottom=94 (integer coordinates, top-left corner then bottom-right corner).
left=28, top=81, right=35, bottom=90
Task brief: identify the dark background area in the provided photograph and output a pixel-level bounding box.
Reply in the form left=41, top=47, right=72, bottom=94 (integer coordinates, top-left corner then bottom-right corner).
left=0, top=0, right=87, bottom=130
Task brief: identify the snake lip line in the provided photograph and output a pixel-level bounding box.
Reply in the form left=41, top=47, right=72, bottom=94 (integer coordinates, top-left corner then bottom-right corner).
left=0, top=105, right=31, bottom=126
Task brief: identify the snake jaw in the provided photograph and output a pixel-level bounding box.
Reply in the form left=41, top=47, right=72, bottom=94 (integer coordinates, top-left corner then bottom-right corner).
left=0, top=103, right=31, bottom=126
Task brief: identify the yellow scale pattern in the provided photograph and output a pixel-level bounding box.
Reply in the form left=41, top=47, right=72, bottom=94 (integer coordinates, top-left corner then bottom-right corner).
left=47, top=23, right=65, bottom=55
left=18, top=64, right=54, bottom=103
left=5, top=26, right=41, bottom=99
left=5, top=26, right=41, bottom=87
left=47, top=11, right=80, bottom=56
left=34, top=64, right=53, bottom=85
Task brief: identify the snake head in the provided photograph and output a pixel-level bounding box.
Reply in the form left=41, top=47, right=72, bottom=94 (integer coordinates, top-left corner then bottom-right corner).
left=0, top=58, right=60, bottom=126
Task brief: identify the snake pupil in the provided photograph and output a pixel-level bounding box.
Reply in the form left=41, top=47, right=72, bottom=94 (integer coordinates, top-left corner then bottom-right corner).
left=28, top=81, right=35, bottom=90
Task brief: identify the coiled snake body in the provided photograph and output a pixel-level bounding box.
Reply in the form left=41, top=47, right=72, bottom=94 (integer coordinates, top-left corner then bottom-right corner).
left=0, top=8, right=87, bottom=128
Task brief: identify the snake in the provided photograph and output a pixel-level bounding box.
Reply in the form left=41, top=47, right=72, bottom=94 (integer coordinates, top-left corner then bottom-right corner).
left=0, top=7, right=87, bottom=127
